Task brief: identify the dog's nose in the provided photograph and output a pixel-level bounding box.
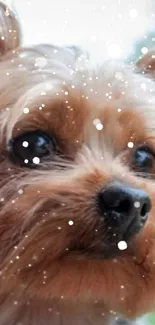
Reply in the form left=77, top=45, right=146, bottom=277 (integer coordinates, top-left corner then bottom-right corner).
left=98, top=182, right=151, bottom=238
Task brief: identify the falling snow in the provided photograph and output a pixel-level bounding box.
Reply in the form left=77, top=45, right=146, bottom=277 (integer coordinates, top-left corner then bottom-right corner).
left=93, top=119, right=103, bottom=130
left=127, top=142, right=134, bottom=148
left=68, top=220, right=74, bottom=226
left=134, top=201, right=140, bottom=208
left=22, top=141, right=29, bottom=148
left=23, top=108, right=29, bottom=114
left=117, top=241, right=128, bottom=250
left=141, top=83, right=147, bottom=91
left=141, top=47, right=148, bottom=54
left=32, top=157, right=40, bottom=164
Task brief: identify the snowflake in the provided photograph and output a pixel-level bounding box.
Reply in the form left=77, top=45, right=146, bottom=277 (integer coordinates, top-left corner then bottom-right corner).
left=14, top=301, right=18, bottom=305
left=23, top=107, right=29, bottom=114
left=93, top=119, right=103, bottom=130
left=141, top=83, right=146, bottom=90
left=127, top=142, right=134, bottom=148
left=117, top=241, right=127, bottom=250
left=22, top=141, right=29, bottom=148
left=32, top=157, right=40, bottom=164
left=134, top=201, right=140, bottom=208
left=141, top=47, right=148, bottom=55
left=68, top=220, right=74, bottom=226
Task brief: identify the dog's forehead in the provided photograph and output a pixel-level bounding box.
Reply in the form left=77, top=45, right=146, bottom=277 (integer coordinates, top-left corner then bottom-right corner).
left=5, top=58, right=155, bottom=154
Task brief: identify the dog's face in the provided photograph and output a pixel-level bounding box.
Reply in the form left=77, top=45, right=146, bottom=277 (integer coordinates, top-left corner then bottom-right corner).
left=1, top=3, right=155, bottom=322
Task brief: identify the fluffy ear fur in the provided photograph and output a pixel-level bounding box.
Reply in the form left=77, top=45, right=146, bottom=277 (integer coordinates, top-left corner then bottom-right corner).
left=136, top=48, right=155, bottom=76
left=0, top=1, right=21, bottom=56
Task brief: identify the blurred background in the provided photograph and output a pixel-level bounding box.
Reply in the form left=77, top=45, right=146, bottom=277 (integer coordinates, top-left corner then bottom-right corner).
left=7, top=0, right=155, bottom=64
left=5, top=0, right=155, bottom=324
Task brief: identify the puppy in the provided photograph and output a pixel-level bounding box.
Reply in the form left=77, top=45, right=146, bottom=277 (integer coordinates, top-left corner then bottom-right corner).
left=0, top=2, right=155, bottom=325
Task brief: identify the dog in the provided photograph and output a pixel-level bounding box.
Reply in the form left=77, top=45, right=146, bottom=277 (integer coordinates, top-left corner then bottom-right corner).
left=0, top=2, right=155, bottom=325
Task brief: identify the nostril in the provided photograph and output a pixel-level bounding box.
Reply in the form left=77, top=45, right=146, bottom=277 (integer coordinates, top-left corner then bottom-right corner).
left=140, top=197, right=151, bottom=217
left=141, top=203, right=148, bottom=217
left=98, top=183, right=152, bottom=220
left=113, top=199, right=131, bottom=214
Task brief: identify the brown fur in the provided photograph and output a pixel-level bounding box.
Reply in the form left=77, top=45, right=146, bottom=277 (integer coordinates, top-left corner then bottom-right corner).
left=0, top=2, right=155, bottom=325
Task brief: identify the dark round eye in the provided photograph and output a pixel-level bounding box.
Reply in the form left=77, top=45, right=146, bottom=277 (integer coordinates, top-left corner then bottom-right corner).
left=8, top=131, right=56, bottom=167
left=132, top=146, right=154, bottom=174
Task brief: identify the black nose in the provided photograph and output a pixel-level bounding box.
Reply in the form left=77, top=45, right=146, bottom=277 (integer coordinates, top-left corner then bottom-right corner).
left=98, top=182, right=151, bottom=239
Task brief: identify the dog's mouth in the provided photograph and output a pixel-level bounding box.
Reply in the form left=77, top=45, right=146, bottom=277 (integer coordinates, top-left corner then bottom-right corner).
left=69, top=213, right=149, bottom=260
left=123, top=213, right=148, bottom=241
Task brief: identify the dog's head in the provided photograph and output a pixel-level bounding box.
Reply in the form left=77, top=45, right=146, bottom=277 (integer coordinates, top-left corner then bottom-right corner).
left=1, top=2, right=155, bottom=321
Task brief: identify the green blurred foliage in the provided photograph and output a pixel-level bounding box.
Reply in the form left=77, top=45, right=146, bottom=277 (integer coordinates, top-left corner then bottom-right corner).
left=126, top=29, right=155, bottom=63
left=147, top=313, right=155, bottom=324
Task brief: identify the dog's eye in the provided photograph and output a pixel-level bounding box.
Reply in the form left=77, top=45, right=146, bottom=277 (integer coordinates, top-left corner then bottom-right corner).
left=132, top=146, right=154, bottom=174
left=9, top=131, right=56, bottom=167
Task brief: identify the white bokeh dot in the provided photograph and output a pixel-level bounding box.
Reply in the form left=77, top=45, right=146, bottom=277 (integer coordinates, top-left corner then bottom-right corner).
left=68, top=220, right=74, bottom=226
left=33, top=157, right=40, bottom=164
left=128, top=142, right=134, bottom=148
left=18, top=189, right=24, bottom=195
left=117, top=241, right=127, bottom=250
left=23, top=107, right=29, bottom=114
left=141, top=47, right=148, bottom=55
left=22, top=141, right=29, bottom=148
left=93, top=119, right=103, bottom=130
left=134, top=201, right=140, bottom=208
left=24, top=159, right=29, bottom=164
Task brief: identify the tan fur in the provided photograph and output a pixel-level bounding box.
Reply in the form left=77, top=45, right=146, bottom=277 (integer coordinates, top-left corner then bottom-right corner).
left=0, top=2, right=155, bottom=325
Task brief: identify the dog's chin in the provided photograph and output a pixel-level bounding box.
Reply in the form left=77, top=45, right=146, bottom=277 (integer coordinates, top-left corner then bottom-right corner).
left=69, top=219, right=147, bottom=261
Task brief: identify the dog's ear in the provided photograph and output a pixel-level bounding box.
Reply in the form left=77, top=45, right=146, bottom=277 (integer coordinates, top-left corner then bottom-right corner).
left=0, top=2, right=21, bottom=56
left=136, top=48, right=155, bottom=77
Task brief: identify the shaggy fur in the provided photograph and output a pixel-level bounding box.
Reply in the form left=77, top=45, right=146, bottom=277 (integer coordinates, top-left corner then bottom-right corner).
left=0, top=2, right=155, bottom=325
